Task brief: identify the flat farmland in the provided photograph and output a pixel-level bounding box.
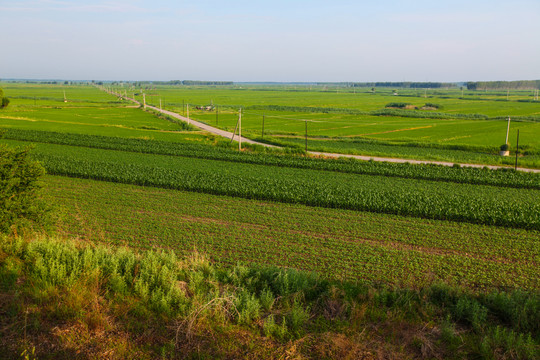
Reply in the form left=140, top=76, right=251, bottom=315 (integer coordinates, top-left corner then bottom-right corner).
left=122, top=84, right=540, bottom=167
left=46, top=175, right=540, bottom=290
left=1, top=83, right=121, bottom=105
left=4, top=83, right=540, bottom=167
left=0, top=84, right=215, bottom=143
left=4, top=138, right=538, bottom=229
left=136, top=85, right=540, bottom=115
left=1, top=82, right=539, bottom=294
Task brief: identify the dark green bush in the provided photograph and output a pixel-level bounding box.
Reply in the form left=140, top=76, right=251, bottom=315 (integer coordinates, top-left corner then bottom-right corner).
left=0, top=142, right=52, bottom=233
left=424, top=102, right=443, bottom=109
left=0, top=87, right=8, bottom=108
left=385, top=102, right=411, bottom=108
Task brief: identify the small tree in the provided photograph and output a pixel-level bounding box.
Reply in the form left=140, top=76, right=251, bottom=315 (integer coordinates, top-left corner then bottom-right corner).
left=0, top=140, right=53, bottom=234
left=0, top=87, right=8, bottom=108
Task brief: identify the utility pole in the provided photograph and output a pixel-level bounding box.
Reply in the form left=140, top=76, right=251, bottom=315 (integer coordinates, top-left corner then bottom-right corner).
left=230, top=117, right=239, bottom=143
left=160, top=98, right=162, bottom=111
left=216, top=106, right=219, bottom=126
left=63, top=90, right=67, bottom=103
left=262, top=114, right=265, bottom=138
left=187, top=104, right=190, bottom=124
left=515, top=129, right=520, bottom=170
left=238, top=108, right=242, bottom=151
left=505, top=116, right=511, bottom=144
left=305, top=120, right=308, bottom=151
left=143, top=93, right=146, bottom=109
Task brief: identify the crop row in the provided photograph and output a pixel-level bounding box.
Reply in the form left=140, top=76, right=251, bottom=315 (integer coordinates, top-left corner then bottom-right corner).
left=229, top=104, right=540, bottom=123
left=47, top=175, right=540, bottom=290
left=30, top=145, right=540, bottom=230
left=4, top=129, right=539, bottom=190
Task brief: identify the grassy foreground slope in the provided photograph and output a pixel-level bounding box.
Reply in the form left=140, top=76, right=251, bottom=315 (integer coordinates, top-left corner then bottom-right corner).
left=1, top=235, right=538, bottom=359
left=47, top=176, right=540, bottom=290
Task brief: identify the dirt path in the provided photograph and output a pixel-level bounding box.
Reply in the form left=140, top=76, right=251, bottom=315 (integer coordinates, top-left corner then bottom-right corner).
left=112, top=91, right=540, bottom=173
left=309, top=151, right=540, bottom=173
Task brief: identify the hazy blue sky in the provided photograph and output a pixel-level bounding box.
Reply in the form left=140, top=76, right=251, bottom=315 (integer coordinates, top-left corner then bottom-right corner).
left=1, top=0, right=539, bottom=82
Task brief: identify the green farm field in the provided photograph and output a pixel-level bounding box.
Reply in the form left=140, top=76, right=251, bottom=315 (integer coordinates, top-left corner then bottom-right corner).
left=1, top=81, right=539, bottom=294
left=130, top=84, right=540, bottom=167
left=0, top=83, right=216, bottom=143
left=46, top=175, right=540, bottom=290
left=3, top=82, right=540, bottom=167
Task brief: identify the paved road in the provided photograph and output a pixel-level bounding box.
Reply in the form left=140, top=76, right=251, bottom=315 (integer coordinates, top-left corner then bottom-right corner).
left=309, top=151, right=540, bottom=173
left=110, top=91, right=540, bottom=173
left=148, top=105, right=277, bottom=148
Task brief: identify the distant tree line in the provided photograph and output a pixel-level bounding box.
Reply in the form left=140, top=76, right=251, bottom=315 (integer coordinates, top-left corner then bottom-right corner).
left=318, top=82, right=457, bottom=89
left=19, top=81, right=59, bottom=84
left=467, top=80, right=540, bottom=90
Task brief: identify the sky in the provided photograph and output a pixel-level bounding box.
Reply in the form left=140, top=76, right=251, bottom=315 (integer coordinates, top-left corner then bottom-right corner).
left=1, top=0, right=539, bottom=82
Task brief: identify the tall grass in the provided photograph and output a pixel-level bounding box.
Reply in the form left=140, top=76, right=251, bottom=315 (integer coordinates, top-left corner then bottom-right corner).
left=1, top=235, right=538, bottom=359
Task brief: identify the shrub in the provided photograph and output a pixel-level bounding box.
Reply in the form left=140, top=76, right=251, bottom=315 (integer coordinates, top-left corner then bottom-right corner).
left=452, top=297, right=488, bottom=330
left=500, top=143, right=510, bottom=151
left=0, top=88, right=8, bottom=109
left=385, top=102, right=411, bottom=109
left=0, top=142, right=53, bottom=234
left=423, top=102, right=443, bottom=109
